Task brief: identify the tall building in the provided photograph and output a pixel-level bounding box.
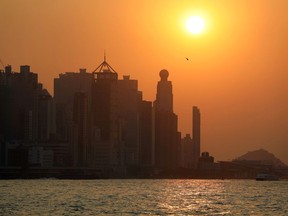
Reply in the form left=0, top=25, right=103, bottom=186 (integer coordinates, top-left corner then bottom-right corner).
left=180, top=134, right=194, bottom=168
left=72, top=92, right=88, bottom=166
left=192, top=106, right=201, bottom=165
left=91, top=59, right=119, bottom=167
left=154, top=69, right=179, bottom=170
left=90, top=56, right=154, bottom=174
left=0, top=65, right=39, bottom=142
left=54, top=68, right=93, bottom=166
left=38, top=84, right=55, bottom=142
left=117, top=75, right=143, bottom=166
left=54, top=68, right=93, bottom=141
left=0, top=65, right=55, bottom=167
left=154, top=69, right=173, bottom=112
left=139, top=101, right=153, bottom=166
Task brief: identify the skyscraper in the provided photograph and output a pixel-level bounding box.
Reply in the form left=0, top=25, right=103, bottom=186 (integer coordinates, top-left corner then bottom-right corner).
left=0, top=65, right=54, bottom=167
left=91, top=58, right=119, bottom=167
left=192, top=106, right=201, bottom=166
left=73, top=92, right=88, bottom=166
left=0, top=65, right=39, bottom=142
left=91, top=57, right=144, bottom=169
left=154, top=69, right=173, bottom=112
left=139, top=100, right=153, bottom=166
left=154, top=69, right=179, bottom=170
left=54, top=68, right=93, bottom=166
left=180, top=134, right=194, bottom=168
left=117, top=75, right=143, bottom=166
left=38, top=84, right=55, bottom=142
left=54, top=68, right=93, bottom=142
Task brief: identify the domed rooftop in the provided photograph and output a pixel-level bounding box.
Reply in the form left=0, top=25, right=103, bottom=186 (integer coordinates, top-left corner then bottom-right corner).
left=159, top=69, right=169, bottom=81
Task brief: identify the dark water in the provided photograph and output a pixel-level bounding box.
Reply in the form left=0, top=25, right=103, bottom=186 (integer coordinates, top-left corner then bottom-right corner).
left=0, top=179, right=287, bottom=215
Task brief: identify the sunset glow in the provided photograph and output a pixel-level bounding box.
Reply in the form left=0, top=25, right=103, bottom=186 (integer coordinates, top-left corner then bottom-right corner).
left=0, top=0, right=287, bottom=165
left=186, top=16, right=205, bottom=34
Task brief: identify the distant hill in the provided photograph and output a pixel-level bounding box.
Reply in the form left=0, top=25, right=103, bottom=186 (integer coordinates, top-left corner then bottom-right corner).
left=234, top=149, right=287, bottom=168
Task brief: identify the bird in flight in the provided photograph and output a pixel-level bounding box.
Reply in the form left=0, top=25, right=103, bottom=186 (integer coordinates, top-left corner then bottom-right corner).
left=186, top=57, right=189, bottom=61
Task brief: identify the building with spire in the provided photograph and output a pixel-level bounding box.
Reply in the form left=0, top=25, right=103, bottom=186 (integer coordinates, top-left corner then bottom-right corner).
left=53, top=55, right=153, bottom=173
left=91, top=56, right=152, bottom=172
left=91, top=56, right=120, bottom=168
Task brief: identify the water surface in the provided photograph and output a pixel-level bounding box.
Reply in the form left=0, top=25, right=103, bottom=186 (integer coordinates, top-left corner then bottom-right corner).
left=0, top=179, right=287, bottom=215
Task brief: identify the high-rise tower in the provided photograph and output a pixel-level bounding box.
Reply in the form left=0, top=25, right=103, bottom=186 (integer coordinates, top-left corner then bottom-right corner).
left=192, top=106, right=201, bottom=165
left=154, top=69, right=179, bottom=170
left=91, top=56, right=144, bottom=169
left=73, top=92, right=88, bottom=166
left=154, top=69, right=173, bottom=112
left=54, top=68, right=93, bottom=142
left=0, top=65, right=39, bottom=142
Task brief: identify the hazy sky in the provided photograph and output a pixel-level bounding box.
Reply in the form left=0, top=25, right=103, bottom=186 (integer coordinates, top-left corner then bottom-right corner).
left=1, top=0, right=287, bottom=164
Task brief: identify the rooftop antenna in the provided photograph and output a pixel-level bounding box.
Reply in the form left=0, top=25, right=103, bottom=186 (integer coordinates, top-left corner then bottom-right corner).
left=92, top=50, right=117, bottom=73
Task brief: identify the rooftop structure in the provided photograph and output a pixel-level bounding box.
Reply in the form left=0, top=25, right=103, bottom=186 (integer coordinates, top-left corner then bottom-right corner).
left=93, top=54, right=118, bottom=81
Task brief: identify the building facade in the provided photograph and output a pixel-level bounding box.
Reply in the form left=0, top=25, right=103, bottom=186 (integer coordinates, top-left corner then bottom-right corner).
left=0, top=65, right=55, bottom=167
left=192, top=106, right=201, bottom=166
left=153, top=69, right=180, bottom=170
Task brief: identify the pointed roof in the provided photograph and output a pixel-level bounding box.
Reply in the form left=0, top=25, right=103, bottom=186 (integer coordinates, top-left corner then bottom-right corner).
left=92, top=53, right=117, bottom=73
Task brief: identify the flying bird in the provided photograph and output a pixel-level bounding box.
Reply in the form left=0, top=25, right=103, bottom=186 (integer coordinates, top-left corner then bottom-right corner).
left=186, top=57, right=189, bottom=61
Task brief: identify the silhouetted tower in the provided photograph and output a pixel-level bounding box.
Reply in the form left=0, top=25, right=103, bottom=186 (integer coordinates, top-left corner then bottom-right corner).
left=155, top=69, right=173, bottom=112
left=54, top=68, right=93, bottom=141
left=91, top=56, right=120, bottom=167
left=73, top=92, right=88, bottom=166
left=154, top=69, right=179, bottom=169
left=92, top=56, right=118, bottom=141
left=192, top=106, right=201, bottom=164
left=54, top=68, right=93, bottom=166
left=140, top=101, right=153, bottom=166
left=91, top=56, right=144, bottom=168
left=38, top=85, right=55, bottom=141
left=0, top=65, right=38, bottom=142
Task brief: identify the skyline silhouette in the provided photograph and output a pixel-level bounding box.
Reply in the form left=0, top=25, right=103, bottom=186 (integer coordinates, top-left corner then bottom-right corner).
left=1, top=62, right=286, bottom=179
left=0, top=0, right=287, bottom=164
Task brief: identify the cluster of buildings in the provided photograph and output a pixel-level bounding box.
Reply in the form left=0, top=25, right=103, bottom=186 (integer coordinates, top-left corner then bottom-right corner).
left=0, top=58, right=205, bottom=177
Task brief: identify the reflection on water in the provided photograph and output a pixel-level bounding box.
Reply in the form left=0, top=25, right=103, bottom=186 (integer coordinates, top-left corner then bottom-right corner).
left=0, top=179, right=287, bottom=215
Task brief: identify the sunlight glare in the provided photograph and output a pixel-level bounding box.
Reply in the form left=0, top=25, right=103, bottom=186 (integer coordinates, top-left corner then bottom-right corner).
left=186, top=16, right=205, bottom=34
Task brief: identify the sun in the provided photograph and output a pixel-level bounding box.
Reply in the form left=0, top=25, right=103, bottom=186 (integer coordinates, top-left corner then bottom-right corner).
left=186, top=16, right=205, bottom=34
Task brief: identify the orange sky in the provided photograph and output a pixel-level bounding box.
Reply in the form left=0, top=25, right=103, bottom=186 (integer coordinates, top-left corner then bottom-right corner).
left=1, top=0, right=287, bottom=164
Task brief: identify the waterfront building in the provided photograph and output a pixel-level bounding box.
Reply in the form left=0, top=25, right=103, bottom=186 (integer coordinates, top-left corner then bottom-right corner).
left=54, top=68, right=93, bottom=166
left=117, top=75, right=143, bottom=166
left=38, top=84, right=55, bottom=142
left=72, top=92, right=88, bottom=166
left=90, top=56, right=154, bottom=174
left=54, top=68, right=93, bottom=141
left=192, top=106, right=201, bottom=166
left=91, top=59, right=120, bottom=168
left=0, top=65, right=38, bottom=142
left=91, top=57, right=145, bottom=170
left=153, top=69, right=180, bottom=170
left=0, top=65, right=55, bottom=167
left=180, top=134, right=194, bottom=168
left=139, top=101, right=153, bottom=166
left=154, top=69, right=173, bottom=112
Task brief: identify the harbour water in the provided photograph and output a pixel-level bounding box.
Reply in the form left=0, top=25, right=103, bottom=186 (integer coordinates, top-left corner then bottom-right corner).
left=0, top=179, right=287, bottom=215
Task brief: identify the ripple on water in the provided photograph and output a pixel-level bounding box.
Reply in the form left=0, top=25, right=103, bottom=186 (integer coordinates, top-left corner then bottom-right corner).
left=0, top=179, right=287, bottom=215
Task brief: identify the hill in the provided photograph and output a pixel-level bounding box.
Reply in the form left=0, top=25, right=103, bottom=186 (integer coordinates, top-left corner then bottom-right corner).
left=234, top=149, right=287, bottom=168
